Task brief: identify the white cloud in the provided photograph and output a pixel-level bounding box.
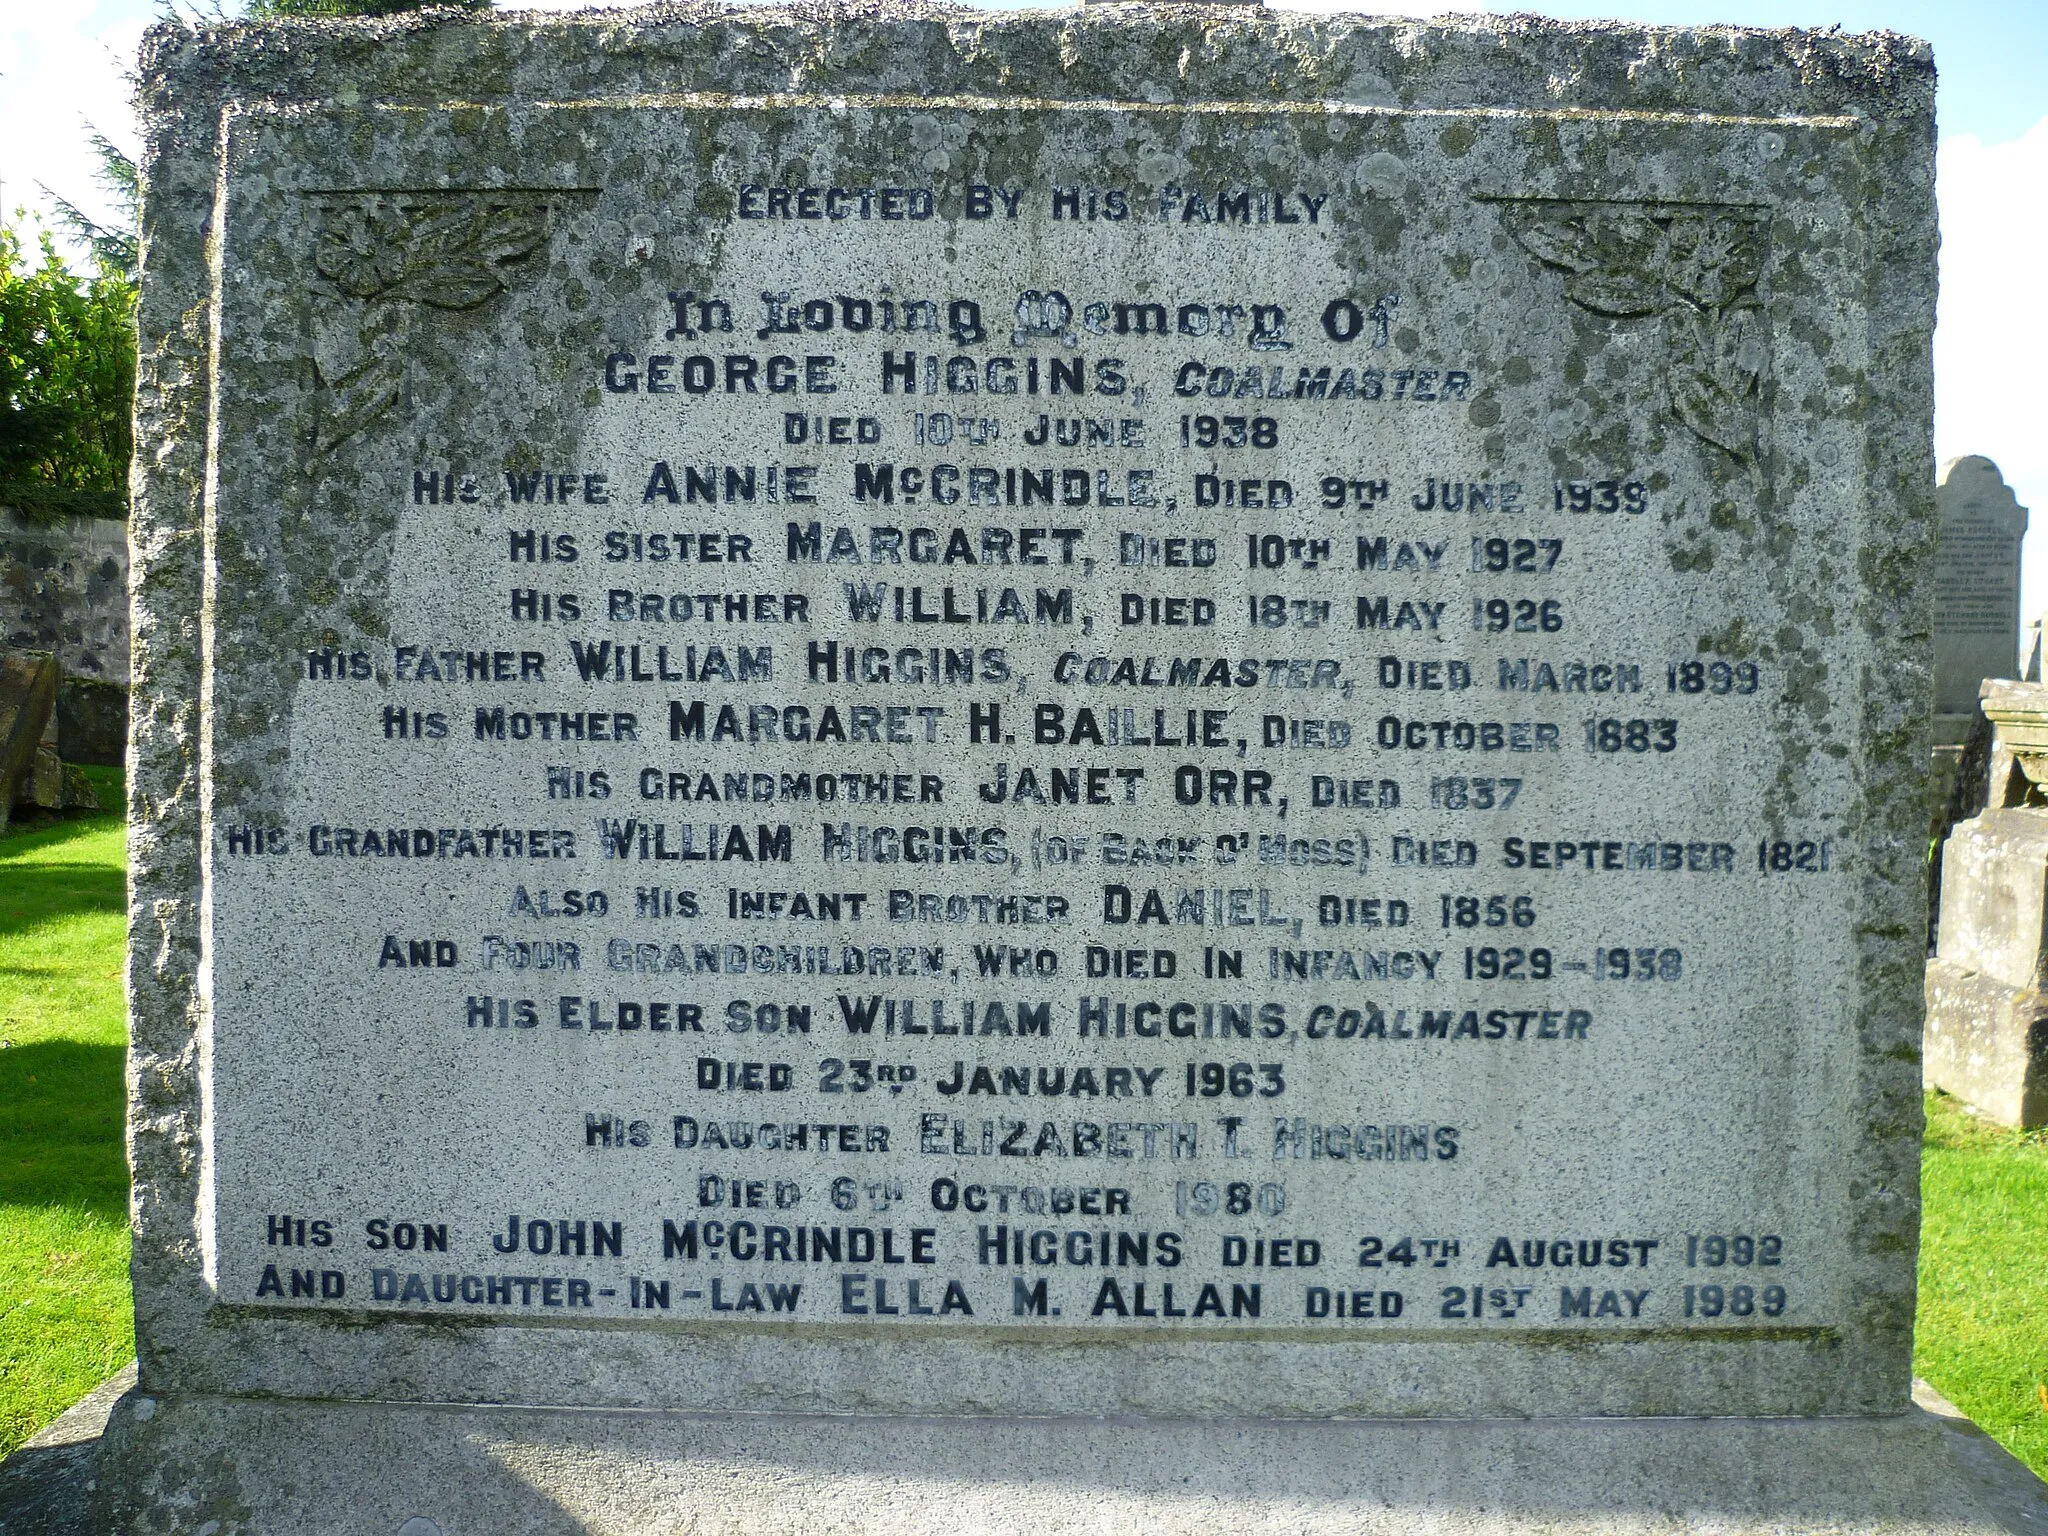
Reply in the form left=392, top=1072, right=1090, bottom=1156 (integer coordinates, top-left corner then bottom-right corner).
left=1935, top=115, right=2048, bottom=632
left=0, top=0, right=149, bottom=248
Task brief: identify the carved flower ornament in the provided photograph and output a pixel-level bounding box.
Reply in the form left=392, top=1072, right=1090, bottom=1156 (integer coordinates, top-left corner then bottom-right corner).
left=1493, top=200, right=1770, bottom=471
left=306, top=193, right=558, bottom=459
left=314, top=197, right=549, bottom=310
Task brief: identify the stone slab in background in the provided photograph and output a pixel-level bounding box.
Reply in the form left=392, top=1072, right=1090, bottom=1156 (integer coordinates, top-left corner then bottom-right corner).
left=57, top=763, right=99, bottom=813
left=1977, top=680, right=2048, bottom=813
left=1931, top=810, right=2048, bottom=990
left=0, top=512, right=129, bottom=687
left=1925, top=956, right=2048, bottom=1129
left=0, top=650, right=59, bottom=829
left=15, top=743, right=63, bottom=812
left=1926, top=805, right=2048, bottom=1128
left=0, top=651, right=103, bottom=819
left=1934, top=458, right=2029, bottom=735
left=55, top=676, right=126, bottom=769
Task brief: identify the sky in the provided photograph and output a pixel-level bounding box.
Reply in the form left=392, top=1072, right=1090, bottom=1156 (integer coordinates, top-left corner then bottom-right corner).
left=3, top=0, right=2045, bottom=628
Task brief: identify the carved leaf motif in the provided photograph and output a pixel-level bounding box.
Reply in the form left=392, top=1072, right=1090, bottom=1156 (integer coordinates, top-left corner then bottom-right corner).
left=1495, top=199, right=1768, bottom=469
left=312, top=348, right=404, bottom=458
left=397, top=203, right=548, bottom=310
left=315, top=199, right=548, bottom=312
left=1660, top=307, right=1763, bottom=463
left=309, top=194, right=557, bottom=462
left=470, top=204, right=551, bottom=270
left=1505, top=206, right=1669, bottom=317
left=1502, top=211, right=1599, bottom=275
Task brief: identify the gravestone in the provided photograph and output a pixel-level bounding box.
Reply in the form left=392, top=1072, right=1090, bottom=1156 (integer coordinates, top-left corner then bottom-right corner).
left=95, top=7, right=2043, bottom=1530
left=1934, top=457, right=2028, bottom=741
left=1926, top=679, right=2048, bottom=1128
left=0, top=649, right=60, bottom=831
left=1928, top=461, right=2029, bottom=944
left=1925, top=805, right=2048, bottom=1129
left=55, top=675, right=126, bottom=767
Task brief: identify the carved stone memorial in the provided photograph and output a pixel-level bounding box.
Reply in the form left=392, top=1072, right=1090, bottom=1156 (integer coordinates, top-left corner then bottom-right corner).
left=1926, top=679, right=2048, bottom=1130
left=96, top=7, right=2045, bottom=1530
left=1934, top=456, right=2029, bottom=739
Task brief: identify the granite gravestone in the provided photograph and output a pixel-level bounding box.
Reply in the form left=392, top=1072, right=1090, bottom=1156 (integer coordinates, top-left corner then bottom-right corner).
left=98, top=7, right=2025, bottom=1531
left=1925, top=677, right=2048, bottom=1130
left=1934, top=456, right=2028, bottom=739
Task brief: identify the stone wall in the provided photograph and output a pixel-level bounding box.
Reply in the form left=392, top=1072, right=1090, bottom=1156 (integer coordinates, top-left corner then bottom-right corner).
left=1, top=509, right=130, bottom=685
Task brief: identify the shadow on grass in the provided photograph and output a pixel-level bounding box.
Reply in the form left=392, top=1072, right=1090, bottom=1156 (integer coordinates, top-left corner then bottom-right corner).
left=0, top=811, right=128, bottom=1217
left=0, top=1042, right=127, bottom=1217
left=0, top=812, right=125, bottom=947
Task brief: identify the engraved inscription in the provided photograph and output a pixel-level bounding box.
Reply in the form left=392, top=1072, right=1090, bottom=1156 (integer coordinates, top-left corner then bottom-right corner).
left=208, top=106, right=1864, bottom=1370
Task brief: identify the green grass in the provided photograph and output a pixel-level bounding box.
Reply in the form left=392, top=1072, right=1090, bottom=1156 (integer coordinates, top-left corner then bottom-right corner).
left=0, top=770, right=132, bottom=1457
left=1917, top=1089, right=2048, bottom=1476
left=1, top=784, right=2047, bottom=1478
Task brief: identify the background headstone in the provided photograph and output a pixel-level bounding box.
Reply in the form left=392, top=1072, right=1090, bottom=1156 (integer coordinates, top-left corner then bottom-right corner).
left=91, top=8, right=2027, bottom=1529
left=1927, top=800, right=2048, bottom=1130
left=1928, top=679, right=2048, bottom=1127
left=54, top=677, right=126, bottom=768
left=1933, top=456, right=2028, bottom=737
left=0, top=509, right=132, bottom=771
left=1929, top=461, right=2033, bottom=950
left=0, top=650, right=60, bottom=831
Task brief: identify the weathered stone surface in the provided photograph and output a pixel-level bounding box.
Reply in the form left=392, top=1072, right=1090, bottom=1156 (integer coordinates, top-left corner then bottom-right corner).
left=55, top=676, right=126, bottom=769
left=0, top=650, right=60, bottom=829
left=14, top=692, right=63, bottom=812
left=114, top=2, right=1946, bottom=1521
left=1925, top=956, right=2048, bottom=1129
left=1932, top=811, right=2048, bottom=990
left=15, top=745, right=64, bottom=812
left=7, top=673, right=99, bottom=815
left=72, top=1378, right=2048, bottom=1535
left=59, top=763, right=100, bottom=812
left=1925, top=806, right=2048, bottom=1127
left=1935, top=458, right=2028, bottom=733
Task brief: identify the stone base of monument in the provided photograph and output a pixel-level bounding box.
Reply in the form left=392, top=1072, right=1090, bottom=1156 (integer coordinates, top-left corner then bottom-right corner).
left=60, top=1383, right=2048, bottom=1534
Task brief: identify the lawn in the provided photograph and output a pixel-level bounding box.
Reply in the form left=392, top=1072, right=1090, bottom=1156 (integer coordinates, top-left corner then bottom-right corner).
left=1917, top=1089, right=2048, bottom=1473
left=2, top=794, right=2048, bottom=1478
left=0, top=773, right=133, bottom=1457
